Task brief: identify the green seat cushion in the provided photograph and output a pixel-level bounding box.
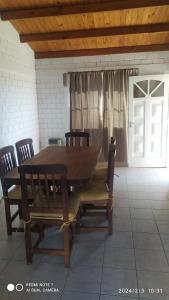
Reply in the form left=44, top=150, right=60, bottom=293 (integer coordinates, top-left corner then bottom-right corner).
left=30, top=192, right=79, bottom=222
left=77, top=180, right=109, bottom=203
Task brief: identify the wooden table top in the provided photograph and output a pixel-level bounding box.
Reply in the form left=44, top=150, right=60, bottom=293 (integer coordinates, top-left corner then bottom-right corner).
left=4, top=146, right=99, bottom=185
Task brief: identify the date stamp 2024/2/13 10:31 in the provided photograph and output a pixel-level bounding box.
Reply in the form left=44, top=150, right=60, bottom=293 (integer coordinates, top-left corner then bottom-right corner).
left=118, top=288, right=163, bottom=295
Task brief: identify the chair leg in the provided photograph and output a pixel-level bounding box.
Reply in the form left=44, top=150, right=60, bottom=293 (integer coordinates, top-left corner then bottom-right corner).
left=4, top=199, right=12, bottom=235
left=75, top=210, right=81, bottom=234
left=108, top=207, right=113, bottom=234
left=25, top=222, right=32, bottom=264
left=64, top=226, right=70, bottom=268
left=18, top=204, right=23, bottom=219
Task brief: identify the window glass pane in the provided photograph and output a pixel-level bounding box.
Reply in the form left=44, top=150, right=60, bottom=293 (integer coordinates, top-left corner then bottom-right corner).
left=152, top=82, right=164, bottom=97
left=137, top=80, right=148, bottom=94
left=134, top=84, right=145, bottom=98
left=149, top=80, right=161, bottom=94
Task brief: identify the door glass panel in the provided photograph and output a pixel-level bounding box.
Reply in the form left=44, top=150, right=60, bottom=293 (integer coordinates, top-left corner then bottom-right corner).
left=134, top=84, right=146, bottom=98
left=151, top=82, right=164, bottom=97
left=150, top=102, right=162, bottom=156
left=133, top=101, right=145, bottom=157
left=149, top=80, right=161, bottom=94
left=137, top=80, right=148, bottom=94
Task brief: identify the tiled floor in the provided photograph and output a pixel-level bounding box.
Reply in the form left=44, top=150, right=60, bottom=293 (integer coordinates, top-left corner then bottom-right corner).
left=0, top=168, right=169, bottom=299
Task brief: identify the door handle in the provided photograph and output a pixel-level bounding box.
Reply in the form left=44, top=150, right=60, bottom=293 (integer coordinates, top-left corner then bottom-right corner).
left=129, top=121, right=135, bottom=128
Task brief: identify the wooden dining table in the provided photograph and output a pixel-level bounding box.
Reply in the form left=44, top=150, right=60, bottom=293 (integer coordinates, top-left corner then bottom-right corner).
left=4, top=146, right=99, bottom=186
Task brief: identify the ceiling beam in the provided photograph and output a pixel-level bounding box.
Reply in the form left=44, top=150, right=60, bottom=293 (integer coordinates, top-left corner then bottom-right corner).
left=35, top=43, right=169, bottom=59
left=1, top=0, right=169, bottom=21
left=20, top=23, right=169, bottom=43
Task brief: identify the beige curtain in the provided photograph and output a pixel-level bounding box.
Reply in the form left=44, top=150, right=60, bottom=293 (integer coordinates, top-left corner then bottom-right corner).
left=103, top=69, right=138, bottom=165
left=70, top=71, right=102, bottom=130
left=69, top=68, right=138, bottom=164
left=70, top=71, right=108, bottom=160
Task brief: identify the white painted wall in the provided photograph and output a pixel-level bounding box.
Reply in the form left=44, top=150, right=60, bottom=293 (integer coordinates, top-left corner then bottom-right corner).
left=36, top=51, right=169, bottom=149
left=0, top=20, right=39, bottom=151
left=0, top=20, right=39, bottom=195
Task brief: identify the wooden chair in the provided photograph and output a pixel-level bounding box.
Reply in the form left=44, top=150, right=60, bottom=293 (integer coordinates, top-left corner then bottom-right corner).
left=65, top=131, right=89, bottom=147
left=84, top=128, right=109, bottom=160
left=77, top=143, right=116, bottom=234
left=93, top=137, right=116, bottom=180
left=19, top=164, right=80, bottom=267
left=15, top=138, right=34, bottom=165
left=0, top=146, right=33, bottom=235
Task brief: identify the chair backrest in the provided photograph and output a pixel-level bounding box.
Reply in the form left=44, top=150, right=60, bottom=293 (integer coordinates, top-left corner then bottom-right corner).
left=0, top=145, right=17, bottom=179
left=18, top=164, right=69, bottom=222
left=0, top=145, right=17, bottom=192
left=15, top=138, right=34, bottom=165
left=106, top=143, right=116, bottom=196
left=65, top=131, right=89, bottom=147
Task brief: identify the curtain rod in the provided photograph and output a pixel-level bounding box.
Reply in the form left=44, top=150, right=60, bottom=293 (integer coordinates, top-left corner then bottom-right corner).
left=64, top=67, right=138, bottom=76
left=63, top=67, right=138, bottom=86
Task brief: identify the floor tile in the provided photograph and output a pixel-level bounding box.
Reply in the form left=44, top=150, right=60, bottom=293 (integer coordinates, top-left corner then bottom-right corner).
left=156, top=221, right=169, bottom=234
left=35, top=254, right=64, bottom=265
left=131, top=219, right=158, bottom=233
left=128, top=184, right=146, bottom=192
left=166, top=251, right=169, bottom=263
left=113, top=208, right=131, bottom=218
left=0, top=239, right=22, bottom=260
left=22, top=293, right=61, bottom=299
left=64, top=266, right=102, bottom=293
left=129, top=192, right=168, bottom=201
left=12, top=242, right=26, bottom=261
left=62, top=291, right=100, bottom=300
left=114, top=198, right=130, bottom=208
left=100, top=296, right=138, bottom=300
left=130, top=209, right=153, bottom=220
left=129, top=200, right=153, bottom=209
left=71, top=241, right=104, bottom=267
left=0, top=261, right=35, bottom=284
left=114, top=191, right=129, bottom=199
left=133, top=233, right=163, bottom=250
left=101, top=268, right=137, bottom=295
left=161, top=234, right=169, bottom=251
left=137, top=270, right=169, bottom=299
left=104, top=247, right=135, bottom=269
left=153, top=210, right=169, bottom=221
left=151, top=201, right=169, bottom=209
left=135, top=249, right=169, bottom=272
left=113, top=218, right=132, bottom=232
left=30, top=263, right=68, bottom=290
left=105, top=232, right=133, bottom=249
left=39, top=230, right=64, bottom=249
left=75, top=231, right=108, bottom=243
left=0, top=259, right=9, bottom=273
left=80, top=216, right=107, bottom=228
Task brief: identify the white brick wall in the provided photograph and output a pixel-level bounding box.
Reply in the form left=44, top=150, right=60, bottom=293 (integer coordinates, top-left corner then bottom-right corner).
left=0, top=20, right=39, bottom=196
left=36, top=51, right=169, bottom=149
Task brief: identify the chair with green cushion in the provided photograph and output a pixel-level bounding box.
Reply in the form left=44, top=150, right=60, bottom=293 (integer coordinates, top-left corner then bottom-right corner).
left=19, top=163, right=80, bottom=267
left=0, top=145, right=34, bottom=235
left=92, top=137, right=116, bottom=180
left=77, top=143, right=116, bottom=234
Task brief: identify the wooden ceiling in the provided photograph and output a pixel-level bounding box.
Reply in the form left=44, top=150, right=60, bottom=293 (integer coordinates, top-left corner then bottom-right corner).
left=0, top=0, right=169, bottom=59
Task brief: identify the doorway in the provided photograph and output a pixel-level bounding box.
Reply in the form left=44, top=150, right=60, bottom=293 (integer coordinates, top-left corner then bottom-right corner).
left=128, top=75, right=169, bottom=167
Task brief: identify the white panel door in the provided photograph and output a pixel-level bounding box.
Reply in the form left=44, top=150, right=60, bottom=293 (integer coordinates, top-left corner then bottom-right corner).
left=128, top=75, right=169, bottom=167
